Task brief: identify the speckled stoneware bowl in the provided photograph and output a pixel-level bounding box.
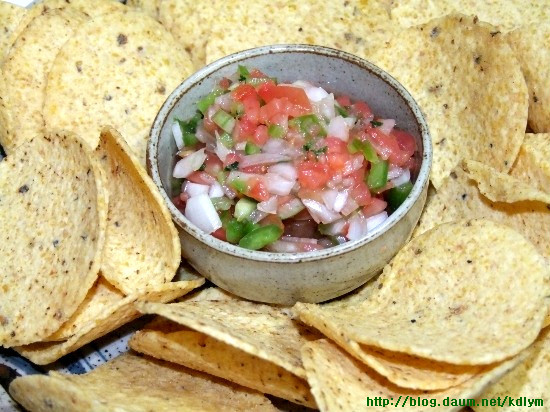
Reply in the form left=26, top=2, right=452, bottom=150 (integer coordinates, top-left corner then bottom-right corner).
left=148, top=44, right=432, bottom=305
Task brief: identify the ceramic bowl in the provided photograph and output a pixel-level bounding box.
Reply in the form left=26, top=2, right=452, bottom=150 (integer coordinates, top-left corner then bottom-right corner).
left=147, top=44, right=431, bottom=305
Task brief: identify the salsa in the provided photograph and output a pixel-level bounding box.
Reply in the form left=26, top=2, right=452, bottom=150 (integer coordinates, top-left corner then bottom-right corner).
left=171, top=66, right=417, bottom=252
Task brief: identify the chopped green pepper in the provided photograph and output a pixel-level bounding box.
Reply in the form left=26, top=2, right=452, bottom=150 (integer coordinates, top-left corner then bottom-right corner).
left=386, top=181, right=413, bottom=212
left=370, top=120, right=383, bottom=127
left=238, top=224, right=283, bottom=250
left=219, top=132, right=234, bottom=148
left=335, top=104, right=349, bottom=117
left=230, top=178, right=247, bottom=194
left=226, top=219, right=246, bottom=243
left=234, top=197, right=257, bottom=221
left=238, top=65, right=250, bottom=81
left=347, top=138, right=379, bottom=164
left=210, top=196, right=233, bottom=211
left=289, top=114, right=326, bottom=138
left=268, top=124, right=285, bottom=138
left=245, top=142, right=261, bottom=155
left=175, top=112, right=202, bottom=147
left=197, top=89, right=225, bottom=114
left=212, top=109, right=235, bottom=133
left=224, top=161, right=239, bottom=171
left=367, top=160, right=389, bottom=190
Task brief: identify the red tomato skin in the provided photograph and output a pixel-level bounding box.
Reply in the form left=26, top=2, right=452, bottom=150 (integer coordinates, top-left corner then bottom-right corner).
left=186, top=171, right=217, bottom=185
left=366, top=127, right=410, bottom=167
left=336, top=95, right=351, bottom=107
left=253, top=124, right=269, bottom=145
left=257, top=83, right=312, bottom=113
left=248, top=180, right=270, bottom=201
left=392, top=129, right=417, bottom=159
left=233, top=117, right=256, bottom=142
left=211, top=227, right=227, bottom=241
left=204, top=153, right=223, bottom=176
left=242, top=97, right=260, bottom=125
left=350, top=101, right=373, bottom=119
left=232, top=84, right=257, bottom=102
left=297, top=161, right=331, bottom=190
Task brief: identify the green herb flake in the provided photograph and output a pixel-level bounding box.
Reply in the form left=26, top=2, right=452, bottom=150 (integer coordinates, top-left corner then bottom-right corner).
left=370, top=120, right=383, bottom=127
left=224, top=161, right=240, bottom=171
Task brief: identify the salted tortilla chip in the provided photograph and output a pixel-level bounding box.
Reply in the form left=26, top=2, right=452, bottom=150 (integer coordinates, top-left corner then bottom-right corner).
left=474, top=327, right=550, bottom=412
left=511, top=134, right=550, bottom=194
left=138, top=300, right=320, bottom=378
left=0, top=7, right=88, bottom=152
left=464, top=160, right=550, bottom=204
left=129, top=318, right=316, bottom=407
left=296, top=220, right=549, bottom=365
left=205, top=0, right=395, bottom=64
left=95, top=127, right=181, bottom=293
left=182, top=285, right=240, bottom=302
left=0, top=131, right=107, bottom=347
left=365, top=14, right=527, bottom=189
left=391, top=0, right=550, bottom=32
left=15, top=279, right=204, bottom=364
left=301, top=339, right=525, bottom=412
left=9, top=353, right=278, bottom=412
left=414, top=163, right=550, bottom=259
left=125, top=0, right=161, bottom=20
left=506, top=25, right=550, bottom=133
left=0, top=2, right=26, bottom=61
left=43, top=9, right=193, bottom=164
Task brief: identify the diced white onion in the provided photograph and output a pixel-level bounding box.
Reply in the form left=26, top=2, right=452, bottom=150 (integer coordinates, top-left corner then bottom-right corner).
left=313, top=93, right=335, bottom=120
left=320, top=218, right=347, bottom=236
left=173, top=148, right=207, bottom=178
left=302, top=198, right=341, bottom=224
left=321, top=189, right=338, bottom=211
left=388, top=165, right=404, bottom=180
left=215, top=93, right=233, bottom=111
left=346, top=213, right=367, bottom=241
left=340, top=197, right=359, bottom=216
left=342, top=154, right=364, bottom=176
left=343, top=117, right=356, bottom=128
left=222, top=184, right=237, bottom=199
left=234, top=141, right=247, bottom=151
left=215, top=132, right=232, bottom=163
left=327, top=116, right=349, bottom=141
left=172, top=121, right=183, bottom=150
left=185, top=194, right=222, bottom=234
left=226, top=171, right=258, bottom=184
left=263, top=173, right=295, bottom=196
left=185, top=182, right=209, bottom=197
left=262, top=138, right=301, bottom=158
left=304, top=86, right=329, bottom=102
left=379, top=119, right=396, bottom=135
left=390, top=169, right=411, bottom=188
left=268, top=163, right=297, bottom=182
left=208, top=182, right=225, bottom=198
left=195, top=124, right=214, bottom=144
left=366, top=211, right=389, bottom=232
left=249, top=209, right=268, bottom=223
left=333, top=191, right=349, bottom=213
left=257, top=196, right=278, bottom=214
left=239, top=153, right=290, bottom=168
left=277, top=198, right=304, bottom=219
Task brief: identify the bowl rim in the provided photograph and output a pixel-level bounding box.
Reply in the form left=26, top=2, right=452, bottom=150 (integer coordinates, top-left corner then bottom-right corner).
left=148, top=44, right=432, bottom=263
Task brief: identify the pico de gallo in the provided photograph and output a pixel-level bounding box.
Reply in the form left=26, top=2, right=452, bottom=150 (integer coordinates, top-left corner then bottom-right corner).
left=170, top=66, right=417, bottom=252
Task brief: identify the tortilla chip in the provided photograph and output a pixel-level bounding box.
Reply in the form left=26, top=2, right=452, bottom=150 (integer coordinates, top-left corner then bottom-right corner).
left=365, top=14, right=527, bottom=189
left=205, top=0, right=395, bottom=64
left=0, top=7, right=88, bottom=152
left=414, top=163, right=550, bottom=259
left=138, top=300, right=320, bottom=378
left=464, top=160, right=550, bottom=204
left=296, top=220, right=549, bottom=365
left=43, top=9, right=193, bottom=164
left=506, top=25, right=550, bottom=133
left=511, top=134, right=550, bottom=194
left=94, top=127, right=181, bottom=293
left=322, top=275, right=381, bottom=309
left=182, top=285, right=240, bottom=302
left=9, top=353, right=278, bottom=412
left=301, top=339, right=525, bottom=412
left=391, top=0, right=550, bottom=32
left=125, top=0, right=161, bottom=20
left=0, top=2, right=26, bottom=61
left=129, top=318, right=316, bottom=407
left=15, top=279, right=204, bottom=364
left=0, top=131, right=107, bottom=347
left=474, top=327, right=550, bottom=412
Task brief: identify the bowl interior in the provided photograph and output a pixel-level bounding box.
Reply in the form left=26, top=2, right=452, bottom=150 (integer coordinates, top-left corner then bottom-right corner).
left=149, top=45, right=431, bottom=262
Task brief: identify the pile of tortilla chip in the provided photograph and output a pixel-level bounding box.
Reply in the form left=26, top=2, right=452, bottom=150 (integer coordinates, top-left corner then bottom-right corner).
left=2, top=0, right=550, bottom=411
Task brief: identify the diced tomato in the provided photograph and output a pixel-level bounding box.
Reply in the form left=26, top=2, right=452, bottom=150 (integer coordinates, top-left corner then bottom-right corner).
left=351, top=181, right=372, bottom=206
left=186, top=171, right=217, bottom=185
left=325, top=137, right=351, bottom=171
left=367, top=127, right=410, bottom=166
left=259, top=97, right=287, bottom=123
left=269, top=112, right=289, bottom=129
left=172, top=195, right=186, bottom=212
left=257, top=83, right=312, bottom=114
left=203, top=116, right=218, bottom=134
left=249, top=68, right=268, bottom=79
left=362, top=198, right=387, bottom=218
left=232, top=84, right=257, bottom=102
left=350, top=101, right=373, bottom=120
left=336, top=95, right=351, bottom=107
left=259, top=214, right=284, bottom=230
left=248, top=179, right=270, bottom=201
left=211, top=227, right=227, bottom=241
left=240, top=164, right=267, bottom=174
left=219, top=77, right=231, bottom=90
left=233, top=116, right=256, bottom=142
left=392, top=129, right=417, bottom=159
left=204, top=153, right=223, bottom=176
left=223, top=152, right=241, bottom=168
left=242, top=97, right=260, bottom=124
left=253, top=124, right=269, bottom=145
left=297, top=161, right=330, bottom=190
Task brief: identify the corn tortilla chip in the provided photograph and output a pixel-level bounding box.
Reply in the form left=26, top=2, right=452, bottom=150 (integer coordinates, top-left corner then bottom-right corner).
left=414, top=163, right=550, bottom=259
left=296, top=220, right=549, bottom=365
left=511, top=134, right=550, bottom=194
left=181, top=285, right=240, bottom=302
left=391, top=0, right=550, bottom=32
left=0, top=2, right=26, bottom=61
left=301, top=339, right=525, bottom=412
left=205, top=0, right=395, bottom=64
left=506, top=25, right=550, bottom=133
left=0, top=131, right=108, bottom=347
left=0, top=7, right=88, bottom=153
left=43, top=9, right=193, bottom=164
left=130, top=317, right=316, bottom=408
left=125, top=0, right=161, bottom=20
left=464, top=160, right=550, bottom=204
left=95, top=127, right=181, bottom=293
left=15, top=279, right=204, bottom=364
left=138, top=300, right=321, bottom=378
left=9, top=353, right=278, bottom=412
left=366, top=14, right=527, bottom=189
left=473, top=327, right=550, bottom=412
